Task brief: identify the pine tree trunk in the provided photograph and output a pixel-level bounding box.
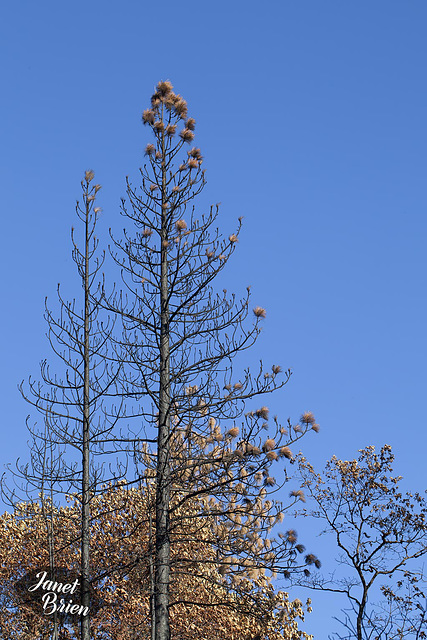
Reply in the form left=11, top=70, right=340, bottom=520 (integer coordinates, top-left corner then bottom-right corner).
left=146, top=478, right=156, bottom=640
left=81, top=198, right=91, bottom=640
left=155, top=114, right=171, bottom=640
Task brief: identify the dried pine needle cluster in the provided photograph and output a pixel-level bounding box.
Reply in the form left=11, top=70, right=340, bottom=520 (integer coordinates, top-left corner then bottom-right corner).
left=142, top=80, right=198, bottom=162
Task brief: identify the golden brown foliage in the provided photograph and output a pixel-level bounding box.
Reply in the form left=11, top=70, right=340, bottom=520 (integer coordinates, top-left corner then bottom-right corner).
left=0, top=486, right=313, bottom=640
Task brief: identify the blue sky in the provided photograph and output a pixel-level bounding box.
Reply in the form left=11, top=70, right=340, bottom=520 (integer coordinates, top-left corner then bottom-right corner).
left=1, top=1, right=426, bottom=635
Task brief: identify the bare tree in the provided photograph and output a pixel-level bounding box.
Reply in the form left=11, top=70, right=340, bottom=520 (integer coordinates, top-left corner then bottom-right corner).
left=295, top=444, right=427, bottom=640
left=2, top=172, right=124, bottom=640
left=102, top=80, right=319, bottom=640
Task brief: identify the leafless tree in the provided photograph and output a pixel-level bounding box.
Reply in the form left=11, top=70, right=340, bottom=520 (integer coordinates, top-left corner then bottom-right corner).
left=2, top=172, right=125, bottom=640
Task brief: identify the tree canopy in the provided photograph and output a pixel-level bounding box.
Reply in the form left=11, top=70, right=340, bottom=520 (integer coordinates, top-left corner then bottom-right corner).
left=296, top=445, right=427, bottom=639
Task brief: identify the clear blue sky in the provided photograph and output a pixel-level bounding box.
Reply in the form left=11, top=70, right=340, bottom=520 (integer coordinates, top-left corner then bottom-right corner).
left=1, top=1, right=426, bottom=635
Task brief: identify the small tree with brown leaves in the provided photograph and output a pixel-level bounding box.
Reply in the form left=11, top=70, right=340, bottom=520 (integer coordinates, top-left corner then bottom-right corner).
left=296, top=445, right=427, bottom=640
left=0, top=484, right=314, bottom=640
left=102, top=80, right=319, bottom=640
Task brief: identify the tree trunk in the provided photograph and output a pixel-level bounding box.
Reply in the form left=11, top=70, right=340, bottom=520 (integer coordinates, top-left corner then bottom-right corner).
left=146, top=478, right=156, bottom=640
left=357, top=587, right=368, bottom=640
left=155, top=114, right=171, bottom=640
left=81, top=197, right=91, bottom=640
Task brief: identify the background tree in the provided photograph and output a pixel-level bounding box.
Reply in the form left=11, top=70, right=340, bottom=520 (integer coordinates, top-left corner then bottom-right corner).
left=0, top=484, right=314, bottom=640
left=103, top=79, right=319, bottom=640
left=295, top=445, right=427, bottom=640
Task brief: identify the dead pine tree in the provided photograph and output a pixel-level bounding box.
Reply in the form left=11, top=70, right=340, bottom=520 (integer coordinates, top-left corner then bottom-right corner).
left=104, top=80, right=319, bottom=640
left=2, top=172, right=124, bottom=640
